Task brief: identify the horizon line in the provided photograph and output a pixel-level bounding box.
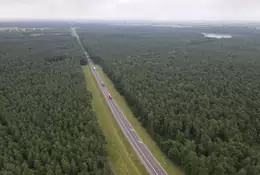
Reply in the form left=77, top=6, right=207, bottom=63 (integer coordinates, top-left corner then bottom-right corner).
left=0, top=18, right=260, bottom=22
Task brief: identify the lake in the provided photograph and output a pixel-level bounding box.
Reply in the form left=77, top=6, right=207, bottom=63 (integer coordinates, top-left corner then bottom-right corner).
left=202, top=33, right=232, bottom=39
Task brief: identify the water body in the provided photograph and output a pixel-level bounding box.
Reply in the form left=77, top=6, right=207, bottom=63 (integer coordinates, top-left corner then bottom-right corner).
left=202, top=33, right=232, bottom=39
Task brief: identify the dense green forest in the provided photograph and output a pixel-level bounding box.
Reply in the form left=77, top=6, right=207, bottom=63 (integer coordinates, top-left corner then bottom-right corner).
left=78, top=25, right=260, bottom=175
left=0, top=30, right=112, bottom=174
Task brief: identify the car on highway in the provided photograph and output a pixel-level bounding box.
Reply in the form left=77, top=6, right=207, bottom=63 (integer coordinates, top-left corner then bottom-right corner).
left=93, top=66, right=96, bottom=70
left=108, top=94, right=112, bottom=100
left=101, top=82, right=105, bottom=87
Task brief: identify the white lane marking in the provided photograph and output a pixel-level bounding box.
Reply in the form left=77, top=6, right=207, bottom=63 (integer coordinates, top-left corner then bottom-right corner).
left=105, top=86, right=160, bottom=174
left=90, top=69, right=156, bottom=174
left=89, top=60, right=165, bottom=175
left=109, top=100, right=159, bottom=175
left=113, top=101, right=168, bottom=175
left=99, top=83, right=158, bottom=175
left=87, top=57, right=159, bottom=173
left=104, top=92, right=155, bottom=174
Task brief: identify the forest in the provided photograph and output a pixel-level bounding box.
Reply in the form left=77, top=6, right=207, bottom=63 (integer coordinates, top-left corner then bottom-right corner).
left=0, top=29, right=112, bottom=174
left=78, top=24, right=260, bottom=175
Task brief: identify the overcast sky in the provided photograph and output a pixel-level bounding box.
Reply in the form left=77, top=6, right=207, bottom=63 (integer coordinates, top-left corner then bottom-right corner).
left=0, top=0, right=260, bottom=21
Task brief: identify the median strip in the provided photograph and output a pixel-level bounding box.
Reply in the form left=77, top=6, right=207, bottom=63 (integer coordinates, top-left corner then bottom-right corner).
left=82, top=65, right=148, bottom=175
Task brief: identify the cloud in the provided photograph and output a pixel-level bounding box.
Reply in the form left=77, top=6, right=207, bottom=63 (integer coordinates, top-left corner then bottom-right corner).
left=0, top=0, right=259, bottom=21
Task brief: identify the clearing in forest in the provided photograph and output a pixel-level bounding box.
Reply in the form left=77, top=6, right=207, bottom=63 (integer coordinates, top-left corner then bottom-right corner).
left=94, top=65, right=184, bottom=175
left=82, top=65, right=148, bottom=175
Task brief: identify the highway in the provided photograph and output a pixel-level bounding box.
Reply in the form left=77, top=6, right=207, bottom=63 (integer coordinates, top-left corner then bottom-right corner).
left=88, top=58, right=167, bottom=175
left=71, top=28, right=167, bottom=174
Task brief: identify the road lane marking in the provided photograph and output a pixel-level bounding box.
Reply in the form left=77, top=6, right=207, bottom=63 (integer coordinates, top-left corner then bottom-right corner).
left=91, top=70, right=159, bottom=174
left=100, top=74, right=164, bottom=175
left=113, top=101, right=168, bottom=175
left=88, top=59, right=166, bottom=175
left=109, top=101, right=159, bottom=175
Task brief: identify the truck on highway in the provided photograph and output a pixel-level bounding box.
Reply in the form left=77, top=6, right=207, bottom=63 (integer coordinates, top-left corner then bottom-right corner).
left=108, top=94, right=112, bottom=100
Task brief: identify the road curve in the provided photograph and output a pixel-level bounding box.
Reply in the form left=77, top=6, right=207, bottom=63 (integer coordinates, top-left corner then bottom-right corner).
left=72, top=29, right=167, bottom=175
left=88, top=59, right=167, bottom=175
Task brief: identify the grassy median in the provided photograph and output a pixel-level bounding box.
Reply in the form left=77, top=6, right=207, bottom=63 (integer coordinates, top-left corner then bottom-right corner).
left=95, top=65, right=184, bottom=175
left=82, top=65, right=148, bottom=175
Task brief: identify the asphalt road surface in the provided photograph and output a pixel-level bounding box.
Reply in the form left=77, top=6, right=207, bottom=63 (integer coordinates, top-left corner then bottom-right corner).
left=88, top=59, right=168, bottom=175
left=71, top=28, right=167, bottom=174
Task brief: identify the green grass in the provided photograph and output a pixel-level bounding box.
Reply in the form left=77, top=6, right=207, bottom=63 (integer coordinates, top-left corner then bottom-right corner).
left=95, top=65, right=185, bottom=175
left=82, top=65, right=148, bottom=175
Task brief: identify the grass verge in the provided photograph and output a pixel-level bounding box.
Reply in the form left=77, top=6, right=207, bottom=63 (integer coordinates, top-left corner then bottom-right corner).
left=82, top=65, right=148, bottom=175
left=95, top=65, right=184, bottom=175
